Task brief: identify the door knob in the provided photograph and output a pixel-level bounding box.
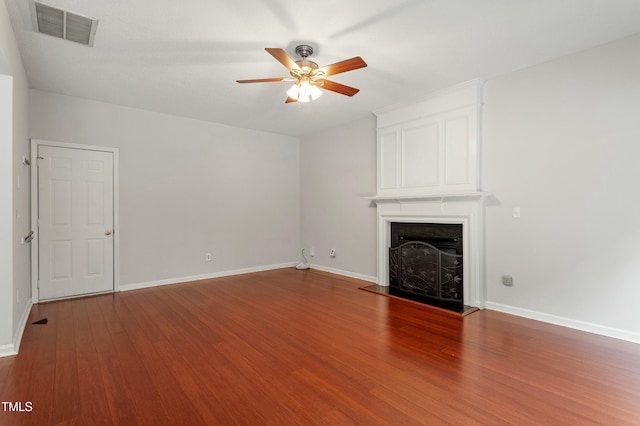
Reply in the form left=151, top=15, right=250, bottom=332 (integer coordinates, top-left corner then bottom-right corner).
left=105, top=230, right=112, bottom=236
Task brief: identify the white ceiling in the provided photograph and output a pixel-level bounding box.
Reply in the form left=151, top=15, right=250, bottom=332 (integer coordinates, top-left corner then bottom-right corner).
left=5, top=0, right=640, bottom=136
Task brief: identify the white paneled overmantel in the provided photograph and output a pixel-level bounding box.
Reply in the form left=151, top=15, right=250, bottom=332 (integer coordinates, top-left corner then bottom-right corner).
left=373, top=79, right=483, bottom=197
left=369, top=80, right=488, bottom=308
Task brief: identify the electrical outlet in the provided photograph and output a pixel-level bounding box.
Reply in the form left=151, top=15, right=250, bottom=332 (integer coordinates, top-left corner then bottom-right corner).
left=502, top=275, right=513, bottom=286
left=512, top=207, right=521, bottom=218
left=310, top=246, right=316, bottom=257
left=329, top=248, right=336, bottom=257
left=205, top=253, right=212, bottom=261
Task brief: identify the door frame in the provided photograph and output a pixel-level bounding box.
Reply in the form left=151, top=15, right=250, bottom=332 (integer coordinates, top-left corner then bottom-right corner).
left=30, top=139, right=120, bottom=303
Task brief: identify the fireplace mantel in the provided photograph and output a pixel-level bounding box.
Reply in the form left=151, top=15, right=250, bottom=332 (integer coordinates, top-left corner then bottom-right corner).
left=367, top=192, right=490, bottom=203
left=371, top=196, right=486, bottom=308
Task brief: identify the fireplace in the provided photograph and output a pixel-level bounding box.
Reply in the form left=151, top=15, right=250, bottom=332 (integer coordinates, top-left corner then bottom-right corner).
left=389, top=222, right=464, bottom=310
left=368, top=79, right=486, bottom=311
left=368, top=194, right=486, bottom=310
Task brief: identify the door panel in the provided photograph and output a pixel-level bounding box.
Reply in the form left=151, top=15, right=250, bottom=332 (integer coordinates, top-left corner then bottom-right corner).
left=38, top=145, right=114, bottom=300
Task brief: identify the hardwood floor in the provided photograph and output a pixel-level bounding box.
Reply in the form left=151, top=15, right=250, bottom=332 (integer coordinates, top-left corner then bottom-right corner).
left=1, top=268, right=639, bottom=425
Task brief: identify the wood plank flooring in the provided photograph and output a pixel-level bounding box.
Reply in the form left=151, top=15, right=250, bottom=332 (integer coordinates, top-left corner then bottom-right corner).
left=1, top=268, right=639, bottom=425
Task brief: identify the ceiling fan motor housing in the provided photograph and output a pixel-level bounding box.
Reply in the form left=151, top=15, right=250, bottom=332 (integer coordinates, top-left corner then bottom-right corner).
left=295, top=44, right=314, bottom=59
left=294, top=45, right=319, bottom=73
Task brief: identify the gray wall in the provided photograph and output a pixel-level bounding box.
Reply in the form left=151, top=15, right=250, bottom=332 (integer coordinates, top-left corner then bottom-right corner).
left=482, top=34, right=640, bottom=334
left=300, top=115, right=377, bottom=280
left=30, top=90, right=301, bottom=287
left=0, top=0, right=30, bottom=353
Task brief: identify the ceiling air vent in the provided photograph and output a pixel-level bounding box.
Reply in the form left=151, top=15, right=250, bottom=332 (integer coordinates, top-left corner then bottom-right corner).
left=30, top=0, right=98, bottom=47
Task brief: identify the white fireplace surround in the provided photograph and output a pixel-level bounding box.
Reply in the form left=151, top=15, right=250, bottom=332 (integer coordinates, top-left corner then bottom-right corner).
left=369, top=194, right=488, bottom=307
left=370, top=80, right=487, bottom=308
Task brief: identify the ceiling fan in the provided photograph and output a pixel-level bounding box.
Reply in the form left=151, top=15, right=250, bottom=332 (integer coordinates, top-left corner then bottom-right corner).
left=236, top=45, right=367, bottom=103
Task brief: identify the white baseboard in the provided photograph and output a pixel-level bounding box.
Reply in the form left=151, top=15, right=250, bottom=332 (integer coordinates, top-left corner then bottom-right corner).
left=119, top=262, right=299, bottom=292
left=0, top=299, right=33, bottom=358
left=485, top=302, right=640, bottom=345
left=309, top=264, right=378, bottom=284
left=0, top=344, right=14, bottom=358
left=13, top=299, right=32, bottom=352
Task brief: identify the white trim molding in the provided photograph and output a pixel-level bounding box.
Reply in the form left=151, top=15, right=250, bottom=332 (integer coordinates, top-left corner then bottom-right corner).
left=119, top=262, right=299, bottom=292
left=0, top=344, right=14, bottom=358
left=486, top=302, right=640, bottom=345
left=308, top=264, right=378, bottom=284
left=0, top=299, right=32, bottom=358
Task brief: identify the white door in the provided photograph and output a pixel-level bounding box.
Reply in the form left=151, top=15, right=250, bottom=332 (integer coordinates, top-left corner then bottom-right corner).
left=37, top=145, right=114, bottom=300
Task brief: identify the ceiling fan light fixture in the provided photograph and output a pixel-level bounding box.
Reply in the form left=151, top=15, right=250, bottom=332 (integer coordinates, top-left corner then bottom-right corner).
left=299, top=81, right=322, bottom=103
left=286, top=80, right=323, bottom=103
left=309, top=84, right=323, bottom=101
left=286, top=83, right=300, bottom=100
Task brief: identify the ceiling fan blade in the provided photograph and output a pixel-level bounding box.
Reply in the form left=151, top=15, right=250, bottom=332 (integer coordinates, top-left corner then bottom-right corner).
left=320, top=80, right=360, bottom=97
left=236, top=78, right=285, bottom=83
left=285, top=96, right=298, bottom=103
left=265, top=48, right=301, bottom=71
left=317, top=57, right=367, bottom=76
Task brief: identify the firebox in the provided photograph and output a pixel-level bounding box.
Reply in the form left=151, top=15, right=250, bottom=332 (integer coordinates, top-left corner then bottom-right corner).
left=389, top=222, right=463, bottom=310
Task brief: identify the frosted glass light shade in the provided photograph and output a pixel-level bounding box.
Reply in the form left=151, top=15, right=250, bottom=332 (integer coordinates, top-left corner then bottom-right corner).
left=286, top=81, right=322, bottom=102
